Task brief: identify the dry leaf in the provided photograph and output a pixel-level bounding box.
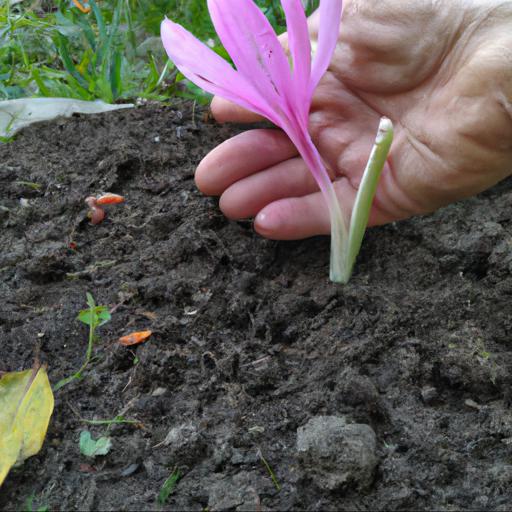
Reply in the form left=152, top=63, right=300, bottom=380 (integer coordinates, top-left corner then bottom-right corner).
left=0, top=365, right=54, bottom=486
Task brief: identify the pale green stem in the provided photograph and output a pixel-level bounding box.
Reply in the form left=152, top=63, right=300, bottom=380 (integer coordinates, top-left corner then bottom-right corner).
left=284, top=117, right=392, bottom=284
left=289, top=131, right=350, bottom=282
left=343, top=117, right=394, bottom=282
left=326, top=186, right=349, bottom=283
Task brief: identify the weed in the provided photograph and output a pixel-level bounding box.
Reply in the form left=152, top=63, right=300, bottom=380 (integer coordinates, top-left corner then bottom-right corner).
left=24, top=494, right=49, bottom=512
left=79, top=430, right=112, bottom=457
left=158, top=467, right=181, bottom=505
left=53, top=292, right=111, bottom=391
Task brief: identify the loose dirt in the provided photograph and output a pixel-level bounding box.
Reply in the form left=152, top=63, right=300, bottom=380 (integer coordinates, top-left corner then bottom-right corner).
left=1, top=103, right=511, bottom=511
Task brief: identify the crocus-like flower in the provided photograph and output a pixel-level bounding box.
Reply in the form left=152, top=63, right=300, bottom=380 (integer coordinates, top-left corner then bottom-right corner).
left=161, top=0, right=393, bottom=283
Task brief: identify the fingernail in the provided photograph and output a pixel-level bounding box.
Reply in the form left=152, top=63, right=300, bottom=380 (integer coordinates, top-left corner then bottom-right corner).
left=255, top=211, right=279, bottom=233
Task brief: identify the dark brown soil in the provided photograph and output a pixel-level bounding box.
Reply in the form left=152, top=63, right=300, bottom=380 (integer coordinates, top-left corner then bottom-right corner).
left=1, top=103, right=512, bottom=511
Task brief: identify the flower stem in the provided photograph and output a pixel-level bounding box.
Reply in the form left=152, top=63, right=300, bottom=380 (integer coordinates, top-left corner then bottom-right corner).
left=53, top=313, right=97, bottom=391
left=290, top=130, right=350, bottom=282
left=345, top=117, right=394, bottom=281
left=287, top=117, right=392, bottom=284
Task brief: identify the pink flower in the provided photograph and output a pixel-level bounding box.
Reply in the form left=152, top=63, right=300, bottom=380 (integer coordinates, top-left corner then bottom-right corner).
left=161, top=1, right=349, bottom=281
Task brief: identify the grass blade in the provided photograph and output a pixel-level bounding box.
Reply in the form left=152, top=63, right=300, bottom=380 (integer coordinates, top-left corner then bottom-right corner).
left=31, top=68, right=52, bottom=96
left=89, top=0, right=106, bottom=43
left=158, top=468, right=181, bottom=505
left=96, top=0, right=122, bottom=71
left=109, top=50, right=122, bottom=100
left=54, top=33, right=89, bottom=90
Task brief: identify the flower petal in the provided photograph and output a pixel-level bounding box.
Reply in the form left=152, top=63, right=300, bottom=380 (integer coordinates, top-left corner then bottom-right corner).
left=281, top=0, right=311, bottom=109
left=310, top=0, right=343, bottom=93
left=207, top=0, right=292, bottom=110
left=161, top=18, right=278, bottom=122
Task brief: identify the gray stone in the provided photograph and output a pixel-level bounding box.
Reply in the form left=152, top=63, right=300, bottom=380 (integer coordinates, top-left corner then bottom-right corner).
left=208, top=471, right=262, bottom=511
left=230, top=447, right=259, bottom=466
left=421, top=386, right=438, bottom=404
left=163, top=422, right=199, bottom=448
left=160, top=422, right=205, bottom=465
left=296, top=415, right=378, bottom=491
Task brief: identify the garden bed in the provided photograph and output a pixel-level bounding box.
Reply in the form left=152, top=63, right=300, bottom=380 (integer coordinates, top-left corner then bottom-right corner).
left=1, top=103, right=512, bottom=511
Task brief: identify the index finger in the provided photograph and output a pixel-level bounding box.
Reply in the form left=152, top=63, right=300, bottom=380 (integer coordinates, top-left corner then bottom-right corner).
left=210, top=96, right=265, bottom=124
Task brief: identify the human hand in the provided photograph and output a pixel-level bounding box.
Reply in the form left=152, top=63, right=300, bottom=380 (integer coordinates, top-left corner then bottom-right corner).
left=195, top=0, right=512, bottom=240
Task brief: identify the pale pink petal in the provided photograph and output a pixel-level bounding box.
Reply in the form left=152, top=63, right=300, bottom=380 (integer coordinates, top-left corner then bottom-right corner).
left=161, top=18, right=279, bottom=123
left=310, top=0, right=343, bottom=93
left=281, top=0, right=311, bottom=97
left=207, top=0, right=293, bottom=109
left=281, top=0, right=311, bottom=126
left=283, top=124, right=334, bottom=198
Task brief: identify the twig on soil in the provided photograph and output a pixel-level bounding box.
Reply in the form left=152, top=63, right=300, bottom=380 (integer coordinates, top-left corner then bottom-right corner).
left=67, top=398, right=143, bottom=430
left=257, top=448, right=281, bottom=492
left=122, top=372, right=135, bottom=393
left=191, top=100, right=197, bottom=129
left=82, top=415, right=141, bottom=428
left=241, top=355, right=271, bottom=368
left=66, top=260, right=117, bottom=280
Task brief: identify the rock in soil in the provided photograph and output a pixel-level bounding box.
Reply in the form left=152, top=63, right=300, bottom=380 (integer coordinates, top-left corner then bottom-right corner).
left=297, top=415, right=378, bottom=491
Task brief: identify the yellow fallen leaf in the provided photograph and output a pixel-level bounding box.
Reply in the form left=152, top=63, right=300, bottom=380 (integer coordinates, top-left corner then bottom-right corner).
left=0, top=365, right=54, bottom=486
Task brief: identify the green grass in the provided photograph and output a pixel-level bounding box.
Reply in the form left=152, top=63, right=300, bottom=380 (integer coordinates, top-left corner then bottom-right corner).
left=1, top=0, right=320, bottom=104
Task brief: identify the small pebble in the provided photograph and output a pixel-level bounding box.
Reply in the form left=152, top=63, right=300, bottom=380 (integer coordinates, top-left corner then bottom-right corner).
left=120, top=463, right=140, bottom=477
left=151, top=387, right=167, bottom=397
left=421, top=386, right=438, bottom=404
left=465, top=398, right=481, bottom=410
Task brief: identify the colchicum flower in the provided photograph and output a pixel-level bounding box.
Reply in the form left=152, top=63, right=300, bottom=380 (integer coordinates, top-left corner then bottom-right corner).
left=161, top=0, right=393, bottom=283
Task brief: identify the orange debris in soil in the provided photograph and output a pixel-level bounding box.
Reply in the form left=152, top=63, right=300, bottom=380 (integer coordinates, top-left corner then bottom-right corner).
left=96, top=193, right=125, bottom=205
left=118, top=330, right=152, bottom=346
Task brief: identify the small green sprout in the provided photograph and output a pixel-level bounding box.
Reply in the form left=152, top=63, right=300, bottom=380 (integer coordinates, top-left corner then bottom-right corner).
left=24, top=495, right=49, bottom=512
left=79, top=430, right=112, bottom=458
left=54, top=292, right=111, bottom=391
left=158, top=467, right=181, bottom=505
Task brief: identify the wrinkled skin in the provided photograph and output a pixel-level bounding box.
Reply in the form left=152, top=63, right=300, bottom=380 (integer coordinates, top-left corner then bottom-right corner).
left=195, top=0, right=512, bottom=240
